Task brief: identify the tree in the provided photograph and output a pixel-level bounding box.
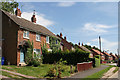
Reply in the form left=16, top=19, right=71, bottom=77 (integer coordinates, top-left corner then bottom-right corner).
left=0, top=0, right=18, bottom=14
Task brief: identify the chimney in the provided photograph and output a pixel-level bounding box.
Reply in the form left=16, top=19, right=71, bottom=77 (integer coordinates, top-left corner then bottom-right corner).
left=15, top=8, right=21, bottom=17
left=110, top=53, right=112, bottom=55
left=60, top=33, right=62, bottom=37
left=64, top=36, right=66, bottom=40
left=82, top=42, right=83, bottom=46
left=31, top=10, right=36, bottom=23
left=78, top=42, right=80, bottom=46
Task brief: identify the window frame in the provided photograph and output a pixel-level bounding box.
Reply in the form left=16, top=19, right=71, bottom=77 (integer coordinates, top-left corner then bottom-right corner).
left=46, top=36, right=49, bottom=43
left=36, top=34, right=41, bottom=42
left=33, top=49, right=41, bottom=59
left=23, top=30, right=29, bottom=39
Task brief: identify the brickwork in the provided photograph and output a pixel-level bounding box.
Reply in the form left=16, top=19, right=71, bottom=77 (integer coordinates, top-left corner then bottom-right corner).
left=17, top=29, right=50, bottom=66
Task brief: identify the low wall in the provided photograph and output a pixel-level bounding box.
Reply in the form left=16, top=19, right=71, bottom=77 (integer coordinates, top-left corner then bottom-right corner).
left=102, top=61, right=107, bottom=64
left=77, top=62, right=92, bottom=72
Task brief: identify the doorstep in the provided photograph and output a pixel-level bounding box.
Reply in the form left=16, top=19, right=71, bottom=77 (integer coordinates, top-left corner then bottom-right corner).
left=19, top=62, right=27, bottom=66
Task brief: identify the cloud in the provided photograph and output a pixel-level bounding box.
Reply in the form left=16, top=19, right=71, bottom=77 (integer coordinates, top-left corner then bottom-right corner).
left=57, top=2, right=76, bottom=7
left=21, top=12, right=54, bottom=27
left=91, top=38, right=117, bottom=53
left=86, top=42, right=91, bottom=45
left=82, top=23, right=113, bottom=33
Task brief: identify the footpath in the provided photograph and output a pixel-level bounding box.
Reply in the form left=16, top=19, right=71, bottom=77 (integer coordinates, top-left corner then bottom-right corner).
left=69, top=65, right=108, bottom=78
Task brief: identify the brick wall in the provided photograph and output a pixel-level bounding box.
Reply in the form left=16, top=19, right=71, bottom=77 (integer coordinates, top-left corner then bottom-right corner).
left=57, top=35, right=72, bottom=51
left=2, top=12, right=19, bottom=65
left=17, top=29, right=50, bottom=66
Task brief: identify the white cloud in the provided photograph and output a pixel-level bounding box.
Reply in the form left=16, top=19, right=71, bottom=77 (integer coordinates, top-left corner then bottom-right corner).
left=91, top=38, right=117, bottom=53
left=21, top=12, right=54, bottom=27
left=57, top=2, right=76, bottom=7
left=82, top=23, right=113, bottom=33
left=86, top=42, right=91, bottom=45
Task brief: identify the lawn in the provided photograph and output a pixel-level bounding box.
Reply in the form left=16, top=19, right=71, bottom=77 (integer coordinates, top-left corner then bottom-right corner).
left=2, top=64, right=75, bottom=78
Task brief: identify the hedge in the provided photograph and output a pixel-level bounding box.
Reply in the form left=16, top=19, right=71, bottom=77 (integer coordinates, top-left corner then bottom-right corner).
left=95, top=55, right=100, bottom=67
left=42, top=49, right=90, bottom=65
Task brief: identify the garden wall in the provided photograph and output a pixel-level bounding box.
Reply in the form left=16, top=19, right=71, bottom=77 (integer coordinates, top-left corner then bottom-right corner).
left=77, top=62, right=92, bottom=72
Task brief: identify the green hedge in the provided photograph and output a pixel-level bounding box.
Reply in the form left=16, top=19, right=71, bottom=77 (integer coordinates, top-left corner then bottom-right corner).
left=42, top=49, right=90, bottom=65
left=95, top=55, right=100, bottom=67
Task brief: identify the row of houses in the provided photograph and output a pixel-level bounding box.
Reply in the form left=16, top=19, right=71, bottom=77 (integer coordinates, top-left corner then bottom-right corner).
left=1, top=8, right=118, bottom=66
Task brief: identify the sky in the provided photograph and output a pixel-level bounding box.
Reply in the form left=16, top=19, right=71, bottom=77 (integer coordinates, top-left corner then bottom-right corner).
left=18, top=2, right=118, bottom=54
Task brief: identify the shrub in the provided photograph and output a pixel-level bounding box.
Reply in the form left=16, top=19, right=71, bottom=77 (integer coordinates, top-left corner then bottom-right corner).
left=43, top=49, right=90, bottom=65
left=45, top=67, right=56, bottom=77
left=95, top=55, right=100, bottom=67
left=25, top=40, right=41, bottom=67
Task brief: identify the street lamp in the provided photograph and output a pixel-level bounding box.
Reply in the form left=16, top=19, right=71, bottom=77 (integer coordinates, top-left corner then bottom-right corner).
left=99, top=36, right=101, bottom=63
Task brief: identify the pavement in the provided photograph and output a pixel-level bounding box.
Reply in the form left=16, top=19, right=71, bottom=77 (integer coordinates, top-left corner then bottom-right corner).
left=69, top=65, right=108, bottom=78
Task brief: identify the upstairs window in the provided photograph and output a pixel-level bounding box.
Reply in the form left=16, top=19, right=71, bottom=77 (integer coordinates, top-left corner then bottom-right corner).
left=36, top=34, right=41, bottom=41
left=46, top=36, right=49, bottom=43
left=23, top=31, right=29, bottom=39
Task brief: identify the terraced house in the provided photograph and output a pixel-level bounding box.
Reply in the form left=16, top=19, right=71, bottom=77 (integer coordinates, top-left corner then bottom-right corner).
left=1, top=8, right=59, bottom=66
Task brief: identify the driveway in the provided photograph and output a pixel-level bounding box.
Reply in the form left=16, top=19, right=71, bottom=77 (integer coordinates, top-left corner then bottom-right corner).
left=69, top=65, right=108, bottom=78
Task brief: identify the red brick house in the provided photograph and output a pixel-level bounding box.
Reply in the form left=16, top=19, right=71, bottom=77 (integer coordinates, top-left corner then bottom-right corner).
left=91, top=49, right=105, bottom=61
left=1, top=9, right=59, bottom=66
left=75, top=42, right=93, bottom=58
left=57, top=33, right=75, bottom=51
left=103, top=51, right=112, bottom=61
left=110, top=53, right=117, bottom=61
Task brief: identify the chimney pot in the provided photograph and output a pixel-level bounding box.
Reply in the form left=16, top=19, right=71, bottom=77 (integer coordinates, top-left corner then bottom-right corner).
left=60, top=33, right=62, bottom=37
left=78, top=42, right=80, bottom=46
left=31, top=15, right=36, bottom=23
left=82, top=43, right=83, bottom=46
left=64, top=36, right=66, bottom=40
left=15, top=8, right=21, bottom=17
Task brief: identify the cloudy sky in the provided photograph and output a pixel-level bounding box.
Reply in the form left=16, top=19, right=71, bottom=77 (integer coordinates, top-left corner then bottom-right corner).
left=18, top=2, right=118, bottom=54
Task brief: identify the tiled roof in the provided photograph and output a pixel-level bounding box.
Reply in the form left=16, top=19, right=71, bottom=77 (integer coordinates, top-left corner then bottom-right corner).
left=2, top=10, right=59, bottom=38
left=80, top=46, right=91, bottom=53
left=92, top=49, right=104, bottom=55
left=110, top=54, right=117, bottom=58
left=103, top=52, right=111, bottom=56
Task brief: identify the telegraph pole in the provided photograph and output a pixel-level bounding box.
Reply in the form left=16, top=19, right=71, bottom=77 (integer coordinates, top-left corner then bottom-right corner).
left=99, top=36, right=101, bottom=63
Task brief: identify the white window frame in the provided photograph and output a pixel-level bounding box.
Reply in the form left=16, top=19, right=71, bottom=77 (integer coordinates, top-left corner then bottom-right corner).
left=36, top=34, right=41, bottom=42
left=46, top=36, right=49, bottom=43
left=33, top=49, right=41, bottom=59
left=23, top=31, right=29, bottom=39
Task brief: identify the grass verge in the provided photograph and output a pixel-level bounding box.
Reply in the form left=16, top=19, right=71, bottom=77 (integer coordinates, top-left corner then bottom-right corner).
left=113, top=67, right=119, bottom=73
left=82, top=65, right=114, bottom=80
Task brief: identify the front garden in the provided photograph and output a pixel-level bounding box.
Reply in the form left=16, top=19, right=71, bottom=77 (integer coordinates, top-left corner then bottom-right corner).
left=2, top=64, right=75, bottom=78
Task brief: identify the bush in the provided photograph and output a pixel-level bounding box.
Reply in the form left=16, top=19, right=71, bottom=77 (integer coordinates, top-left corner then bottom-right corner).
left=43, top=49, right=90, bottom=65
left=95, top=55, right=100, bottom=67
left=45, top=67, right=56, bottom=77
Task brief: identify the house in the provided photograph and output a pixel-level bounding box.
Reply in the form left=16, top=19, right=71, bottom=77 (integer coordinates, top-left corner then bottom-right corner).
left=110, top=53, right=117, bottom=61
left=115, top=54, right=119, bottom=59
left=1, top=8, right=59, bottom=66
left=103, top=51, right=112, bottom=61
left=75, top=42, right=93, bottom=58
left=57, top=33, right=75, bottom=51
left=91, top=49, right=105, bottom=61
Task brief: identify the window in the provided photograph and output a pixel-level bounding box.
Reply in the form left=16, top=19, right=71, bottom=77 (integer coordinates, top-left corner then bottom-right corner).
left=36, top=34, right=40, bottom=41
left=46, top=36, right=49, bottom=43
left=33, top=49, right=41, bottom=59
left=56, top=40, right=58, bottom=44
left=23, top=31, right=29, bottom=39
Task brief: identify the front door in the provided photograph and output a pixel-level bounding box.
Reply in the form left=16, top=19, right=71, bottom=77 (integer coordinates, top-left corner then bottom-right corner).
left=20, top=49, right=24, bottom=63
